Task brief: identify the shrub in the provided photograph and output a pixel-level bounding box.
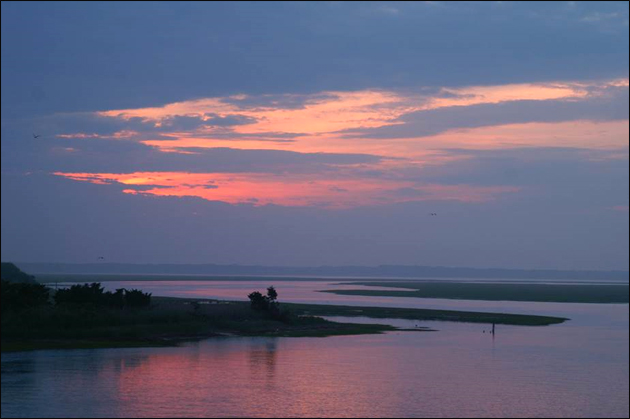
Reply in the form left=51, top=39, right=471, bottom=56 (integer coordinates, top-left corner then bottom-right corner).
left=54, top=283, right=151, bottom=309
left=124, top=289, right=152, bottom=308
left=55, top=283, right=105, bottom=306
left=247, top=287, right=292, bottom=323
left=248, top=291, right=269, bottom=311
left=1, top=280, right=50, bottom=313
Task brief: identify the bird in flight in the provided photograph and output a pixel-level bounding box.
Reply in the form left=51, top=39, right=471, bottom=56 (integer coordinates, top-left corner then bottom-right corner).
left=98, top=257, right=105, bottom=260
left=33, top=133, right=42, bottom=139
left=429, top=213, right=438, bottom=216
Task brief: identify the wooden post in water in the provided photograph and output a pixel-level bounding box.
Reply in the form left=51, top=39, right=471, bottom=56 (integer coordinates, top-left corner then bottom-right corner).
left=492, top=323, right=496, bottom=336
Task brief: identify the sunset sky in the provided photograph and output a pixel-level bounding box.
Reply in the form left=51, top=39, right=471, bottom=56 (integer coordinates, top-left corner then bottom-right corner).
left=1, top=1, right=628, bottom=270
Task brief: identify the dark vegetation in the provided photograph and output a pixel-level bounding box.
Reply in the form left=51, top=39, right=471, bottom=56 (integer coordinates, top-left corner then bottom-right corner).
left=1, top=280, right=395, bottom=353
left=1, top=281, right=152, bottom=313
left=1, top=281, right=49, bottom=312
left=248, top=286, right=292, bottom=322
left=320, top=281, right=630, bottom=304
left=55, top=283, right=152, bottom=308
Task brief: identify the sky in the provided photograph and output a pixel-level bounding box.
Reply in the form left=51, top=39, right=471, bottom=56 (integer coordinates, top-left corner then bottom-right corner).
left=1, top=1, right=628, bottom=270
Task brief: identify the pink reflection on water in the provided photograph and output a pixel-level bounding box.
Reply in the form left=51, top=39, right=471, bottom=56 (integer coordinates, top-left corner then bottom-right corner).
left=80, top=321, right=628, bottom=418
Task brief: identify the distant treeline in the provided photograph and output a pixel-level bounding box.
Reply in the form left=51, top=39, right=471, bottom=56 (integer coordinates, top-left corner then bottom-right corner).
left=1, top=281, right=151, bottom=313
left=19, top=262, right=630, bottom=281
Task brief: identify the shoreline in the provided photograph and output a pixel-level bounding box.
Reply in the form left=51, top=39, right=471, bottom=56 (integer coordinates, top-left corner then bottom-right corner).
left=1, top=297, right=568, bottom=354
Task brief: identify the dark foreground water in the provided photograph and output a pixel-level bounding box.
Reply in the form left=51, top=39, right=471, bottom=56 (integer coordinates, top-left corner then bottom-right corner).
left=2, top=280, right=628, bottom=418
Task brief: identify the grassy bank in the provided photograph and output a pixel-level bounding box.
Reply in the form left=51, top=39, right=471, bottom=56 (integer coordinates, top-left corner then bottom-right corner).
left=320, top=282, right=629, bottom=304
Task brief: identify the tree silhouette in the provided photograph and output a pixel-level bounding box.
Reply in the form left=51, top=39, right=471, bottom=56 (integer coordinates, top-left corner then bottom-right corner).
left=267, top=286, right=278, bottom=302
left=247, top=287, right=291, bottom=323
left=248, top=291, right=268, bottom=311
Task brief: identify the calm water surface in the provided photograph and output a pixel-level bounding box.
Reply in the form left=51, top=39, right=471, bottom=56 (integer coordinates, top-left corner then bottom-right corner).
left=2, top=280, right=628, bottom=418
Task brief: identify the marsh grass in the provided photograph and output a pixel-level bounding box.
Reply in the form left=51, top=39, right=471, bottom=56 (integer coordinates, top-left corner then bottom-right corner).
left=320, top=282, right=629, bottom=304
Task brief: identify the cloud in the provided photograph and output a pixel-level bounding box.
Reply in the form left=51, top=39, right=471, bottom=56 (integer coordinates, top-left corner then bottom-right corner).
left=416, top=147, right=630, bottom=191
left=342, top=84, right=629, bottom=139
left=53, top=171, right=519, bottom=208
left=3, top=1, right=627, bottom=121
left=3, top=78, right=625, bottom=210
left=44, top=79, right=627, bottom=156
left=202, top=113, right=258, bottom=126
left=6, top=136, right=384, bottom=175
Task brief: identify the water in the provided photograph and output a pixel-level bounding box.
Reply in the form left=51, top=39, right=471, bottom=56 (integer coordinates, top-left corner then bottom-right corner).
left=2, top=280, right=628, bottom=418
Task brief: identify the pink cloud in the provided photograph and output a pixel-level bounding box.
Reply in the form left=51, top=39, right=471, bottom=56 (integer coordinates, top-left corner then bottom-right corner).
left=52, top=78, right=627, bottom=208
left=54, top=171, right=519, bottom=208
